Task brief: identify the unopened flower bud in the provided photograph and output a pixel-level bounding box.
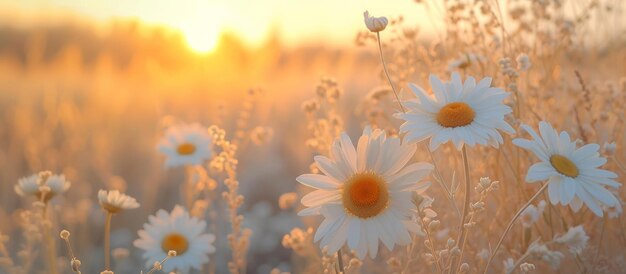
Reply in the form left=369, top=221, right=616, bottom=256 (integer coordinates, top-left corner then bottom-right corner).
left=363, top=11, right=388, bottom=32
left=60, top=230, right=70, bottom=240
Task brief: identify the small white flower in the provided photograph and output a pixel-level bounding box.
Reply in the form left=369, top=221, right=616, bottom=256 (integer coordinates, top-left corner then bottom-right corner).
left=98, top=189, right=140, bottom=213
left=554, top=225, right=589, bottom=254
left=520, top=200, right=545, bottom=228
left=158, top=123, right=213, bottom=168
left=503, top=258, right=515, bottom=273
left=134, top=205, right=216, bottom=273
left=396, top=73, right=514, bottom=151
left=513, top=121, right=622, bottom=217
left=363, top=11, right=388, bottom=32
left=15, top=172, right=70, bottom=202
left=520, top=262, right=535, bottom=273
left=603, top=142, right=616, bottom=156
left=297, top=126, right=433, bottom=259
left=528, top=241, right=563, bottom=270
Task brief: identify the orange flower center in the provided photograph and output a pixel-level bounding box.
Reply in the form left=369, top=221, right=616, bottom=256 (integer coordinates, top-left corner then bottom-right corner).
left=177, top=143, right=196, bottom=155
left=342, top=172, right=389, bottom=218
left=436, top=102, right=475, bottom=128
left=161, top=233, right=189, bottom=255
left=550, top=154, right=579, bottom=178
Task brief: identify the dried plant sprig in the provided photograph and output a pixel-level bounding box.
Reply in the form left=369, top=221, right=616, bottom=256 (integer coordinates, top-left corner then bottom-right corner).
left=210, top=125, right=251, bottom=274
left=59, top=229, right=81, bottom=274
left=483, top=182, right=549, bottom=273
left=144, top=250, right=177, bottom=274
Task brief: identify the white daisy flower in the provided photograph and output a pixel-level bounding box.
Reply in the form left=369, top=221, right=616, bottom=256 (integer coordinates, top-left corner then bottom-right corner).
left=297, top=126, right=433, bottom=259
left=157, top=123, right=213, bottom=168
left=98, top=189, right=140, bottom=213
left=134, top=205, right=216, bottom=273
left=513, top=121, right=621, bottom=217
left=396, top=72, right=514, bottom=151
left=15, top=172, right=70, bottom=202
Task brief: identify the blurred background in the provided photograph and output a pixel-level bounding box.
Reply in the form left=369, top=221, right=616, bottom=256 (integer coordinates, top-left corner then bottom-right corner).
left=1, top=0, right=625, bottom=273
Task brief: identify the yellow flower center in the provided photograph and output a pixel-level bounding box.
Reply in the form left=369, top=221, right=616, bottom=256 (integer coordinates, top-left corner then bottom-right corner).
left=342, top=172, right=389, bottom=218
left=550, top=154, right=579, bottom=178
left=177, top=143, right=196, bottom=155
left=436, top=102, right=476, bottom=128
left=161, top=233, right=189, bottom=255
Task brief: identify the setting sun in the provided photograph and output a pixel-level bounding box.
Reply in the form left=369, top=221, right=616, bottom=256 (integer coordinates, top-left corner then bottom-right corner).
left=178, top=21, right=221, bottom=53
left=170, top=2, right=225, bottom=53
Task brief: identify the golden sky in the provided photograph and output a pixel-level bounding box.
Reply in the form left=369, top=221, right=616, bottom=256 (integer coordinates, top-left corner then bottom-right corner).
left=1, top=0, right=439, bottom=52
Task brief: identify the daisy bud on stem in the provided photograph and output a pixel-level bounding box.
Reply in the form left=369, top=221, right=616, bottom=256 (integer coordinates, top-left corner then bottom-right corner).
left=363, top=11, right=388, bottom=33
left=363, top=10, right=405, bottom=113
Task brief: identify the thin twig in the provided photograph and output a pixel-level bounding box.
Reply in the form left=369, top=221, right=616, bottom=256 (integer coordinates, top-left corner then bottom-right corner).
left=483, top=182, right=550, bottom=274
left=590, top=216, right=608, bottom=274
left=450, top=146, right=472, bottom=274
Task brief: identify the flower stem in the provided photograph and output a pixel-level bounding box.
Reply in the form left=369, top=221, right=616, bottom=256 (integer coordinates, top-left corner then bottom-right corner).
left=449, top=146, right=471, bottom=274
left=42, top=204, right=59, bottom=274
left=104, top=212, right=113, bottom=270
left=483, top=182, right=550, bottom=274
left=336, top=250, right=345, bottom=274
left=427, top=147, right=462, bottom=219
left=376, top=32, right=405, bottom=113
left=590, top=216, right=608, bottom=274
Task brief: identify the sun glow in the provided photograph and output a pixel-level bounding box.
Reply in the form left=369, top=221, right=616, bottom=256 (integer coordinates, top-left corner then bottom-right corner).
left=180, top=24, right=221, bottom=53
left=172, top=2, right=225, bottom=53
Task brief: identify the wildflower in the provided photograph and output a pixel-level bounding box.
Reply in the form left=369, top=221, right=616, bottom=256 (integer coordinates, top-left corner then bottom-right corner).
left=447, top=53, right=485, bottom=71
left=520, top=263, right=535, bottom=273
left=134, top=205, right=216, bottom=273
left=513, top=121, right=622, bottom=216
left=282, top=227, right=313, bottom=255
left=516, top=53, right=532, bottom=71
left=278, top=192, right=298, bottom=210
left=363, top=11, right=388, bottom=32
left=503, top=258, right=515, bottom=273
left=554, top=225, right=589, bottom=254
left=528, top=241, right=563, bottom=270
left=112, top=248, right=130, bottom=260
left=15, top=172, right=70, bottom=202
left=396, top=73, right=514, bottom=150
left=157, top=123, right=213, bottom=167
left=603, top=142, right=616, bottom=156
left=605, top=196, right=623, bottom=218
left=297, top=126, right=433, bottom=259
left=98, top=190, right=140, bottom=213
left=250, top=126, right=274, bottom=145
left=59, top=230, right=70, bottom=240
left=520, top=200, right=546, bottom=228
